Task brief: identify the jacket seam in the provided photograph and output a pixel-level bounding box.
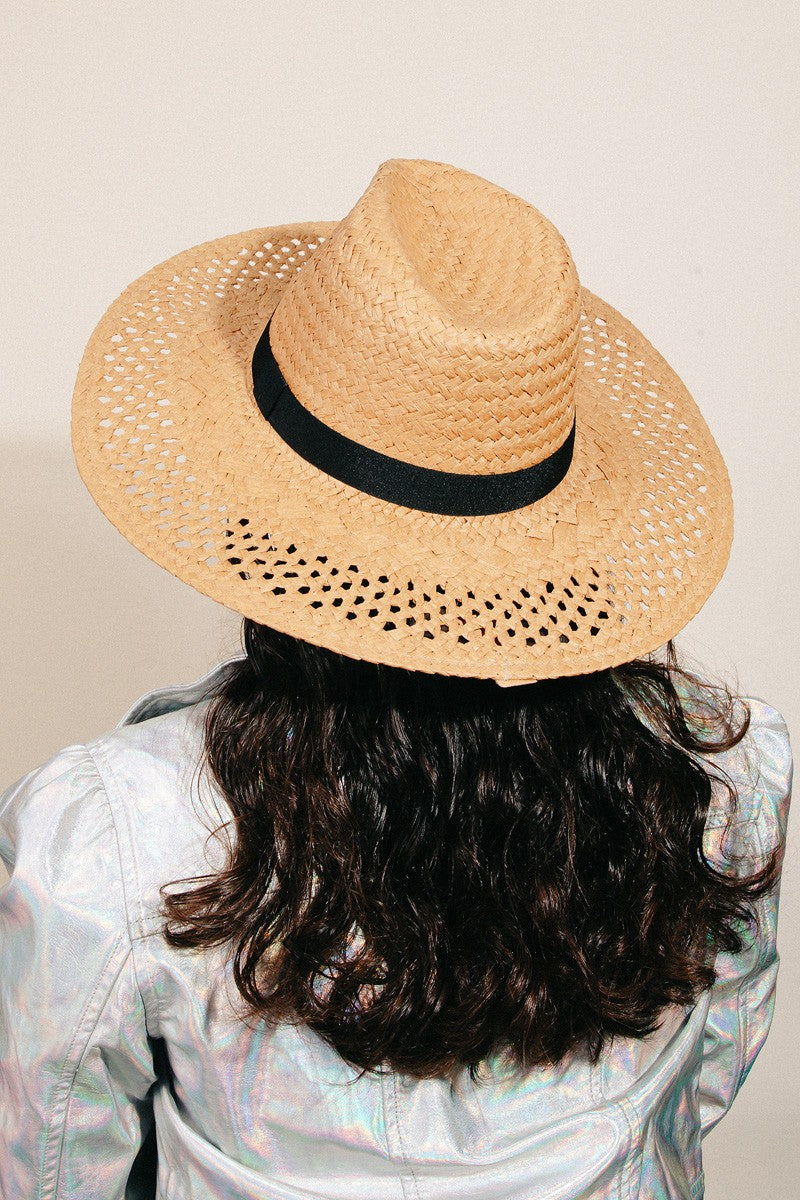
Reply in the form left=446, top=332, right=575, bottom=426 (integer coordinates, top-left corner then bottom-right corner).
left=390, top=1076, right=423, bottom=1199
left=38, top=743, right=151, bottom=1197
left=733, top=813, right=769, bottom=1097
left=699, top=794, right=772, bottom=1137
left=83, top=740, right=163, bottom=1033
left=39, top=933, right=129, bottom=1199
left=614, top=1094, right=641, bottom=1200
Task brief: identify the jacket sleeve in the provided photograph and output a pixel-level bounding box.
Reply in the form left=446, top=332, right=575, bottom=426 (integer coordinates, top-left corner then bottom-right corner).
left=0, top=744, right=157, bottom=1199
left=698, top=703, right=793, bottom=1138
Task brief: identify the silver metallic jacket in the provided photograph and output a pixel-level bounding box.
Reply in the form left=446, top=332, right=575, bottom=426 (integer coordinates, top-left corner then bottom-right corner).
left=0, top=658, right=792, bottom=1199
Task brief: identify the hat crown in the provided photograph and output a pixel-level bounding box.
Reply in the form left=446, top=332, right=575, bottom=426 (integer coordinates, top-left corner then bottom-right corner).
left=269, top=159, right=581, bottom=474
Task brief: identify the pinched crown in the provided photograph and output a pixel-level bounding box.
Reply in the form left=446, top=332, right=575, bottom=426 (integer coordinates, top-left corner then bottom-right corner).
left=268, top=159, right=581, bottom=475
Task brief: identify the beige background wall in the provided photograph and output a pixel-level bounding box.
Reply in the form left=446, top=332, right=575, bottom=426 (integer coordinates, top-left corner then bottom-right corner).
left=2, top=3, right=797, bottom=1195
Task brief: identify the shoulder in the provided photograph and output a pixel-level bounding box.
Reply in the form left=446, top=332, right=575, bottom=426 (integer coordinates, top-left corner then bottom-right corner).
left=702, top=696, right=792, bottom=863
left=88, top=656, right=241, bottom=885
left=87, top=695, right=211, bottom=803
left=714, top=697, right=792, bottom=807
left=84, top=700, right=230, bottom=935
left=740, top=696, right=792, bottom=840
left=0, top=741, right=110, bottom=869
left=747, top=697, right=791, bottom=757
left=2, top=659, right=240, bottom=938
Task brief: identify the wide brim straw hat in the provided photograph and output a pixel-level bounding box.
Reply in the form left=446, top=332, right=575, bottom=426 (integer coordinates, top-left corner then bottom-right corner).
left=72, top=159, right=732, bottom=685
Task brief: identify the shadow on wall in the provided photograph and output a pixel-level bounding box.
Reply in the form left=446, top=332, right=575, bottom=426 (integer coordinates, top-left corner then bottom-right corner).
left=1, top=437, right=241, bottom=878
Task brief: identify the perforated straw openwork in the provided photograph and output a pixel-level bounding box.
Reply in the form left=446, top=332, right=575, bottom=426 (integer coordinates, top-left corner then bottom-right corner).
left=71, top=159, right=733, bottom=684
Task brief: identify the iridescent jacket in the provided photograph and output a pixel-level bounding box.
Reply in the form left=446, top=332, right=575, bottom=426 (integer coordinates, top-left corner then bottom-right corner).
left=0, top=658, right=792, bottom=1200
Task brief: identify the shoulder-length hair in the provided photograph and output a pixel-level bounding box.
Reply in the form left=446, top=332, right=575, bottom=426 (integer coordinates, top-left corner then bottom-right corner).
left=161, top=621, right=782, bottom=1084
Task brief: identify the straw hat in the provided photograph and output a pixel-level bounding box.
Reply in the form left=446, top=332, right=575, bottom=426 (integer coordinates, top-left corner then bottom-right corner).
left=71, top=159, right=733, bottom=685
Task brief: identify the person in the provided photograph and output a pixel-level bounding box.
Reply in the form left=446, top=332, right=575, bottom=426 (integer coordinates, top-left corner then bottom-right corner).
left=0, top=159, right=792, bottom=1199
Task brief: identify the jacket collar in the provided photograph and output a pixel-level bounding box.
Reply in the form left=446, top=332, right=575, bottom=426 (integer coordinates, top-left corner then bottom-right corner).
left=115, top=655, right=245, bottom=728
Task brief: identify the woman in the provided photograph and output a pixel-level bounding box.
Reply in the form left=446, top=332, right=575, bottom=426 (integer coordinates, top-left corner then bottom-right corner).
left=0, top=159, right=792, bottom=1199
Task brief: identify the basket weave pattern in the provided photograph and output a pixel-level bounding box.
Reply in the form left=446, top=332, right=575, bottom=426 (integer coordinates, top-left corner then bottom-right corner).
left=270, top=162, right=580, bottom=472
left=72, top=162, right=732, bottom=683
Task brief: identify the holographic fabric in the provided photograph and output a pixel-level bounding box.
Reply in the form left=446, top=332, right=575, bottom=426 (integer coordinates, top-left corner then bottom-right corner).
left=0, top=658, right=792, bottom=1199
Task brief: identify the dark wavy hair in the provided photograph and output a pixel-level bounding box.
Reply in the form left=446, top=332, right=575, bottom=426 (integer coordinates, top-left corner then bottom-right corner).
left=161, top=621, right=782, bottom=1085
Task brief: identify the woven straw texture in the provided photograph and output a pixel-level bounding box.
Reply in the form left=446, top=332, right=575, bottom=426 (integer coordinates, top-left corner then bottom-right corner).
left=71, top=160, right=733, bottom=683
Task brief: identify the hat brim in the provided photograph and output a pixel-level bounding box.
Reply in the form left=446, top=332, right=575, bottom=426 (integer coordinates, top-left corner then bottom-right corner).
left=72, top=223, right=733, bottom=683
